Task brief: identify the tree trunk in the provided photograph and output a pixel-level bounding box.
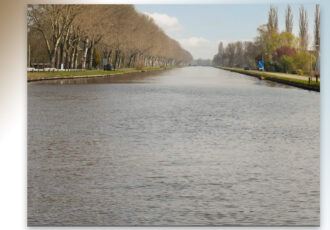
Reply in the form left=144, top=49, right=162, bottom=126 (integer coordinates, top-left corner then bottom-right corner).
left=73, top=37, right=81, bottom=69
left=50, top=51, right=56, bottom=68
left=128, top=53, right=135, bottom=67
left=56, top=48, right=61, bottom=69
left=81, top=38, right=89, bottom=69
left=59, top=43, right=65, bottom=69
left=88, top=40, right=95, bottom=70
left=70, top=47, right=76, bottom=69
left=107, top=50, right=112, bottom=67
left=65, top=47, right=71, bottom=69
left=114, top=49, right=120, bottom=70
left=74, top=48, right=78, bottom=69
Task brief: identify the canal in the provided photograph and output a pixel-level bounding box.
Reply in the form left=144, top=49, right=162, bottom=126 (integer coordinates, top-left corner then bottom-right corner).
left=28, top=66, right=319, bottom=226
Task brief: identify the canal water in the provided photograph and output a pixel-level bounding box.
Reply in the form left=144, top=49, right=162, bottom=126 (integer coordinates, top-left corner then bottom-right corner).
left=28, top=67, right=319, bottom=226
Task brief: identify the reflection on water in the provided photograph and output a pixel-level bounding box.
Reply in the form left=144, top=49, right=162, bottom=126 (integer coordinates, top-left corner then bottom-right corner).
left=28, top=67, right=319, bottom=226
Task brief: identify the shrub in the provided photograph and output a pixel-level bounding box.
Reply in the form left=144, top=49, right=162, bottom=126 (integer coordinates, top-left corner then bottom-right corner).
left=264, top=61, right=275, bottom=72
left=279, top=55, right=295, bottom=73
left=273, top=46, right=296, bottom=61
left=293, top=51, right=315, bottom=75
left=92, top=48, right=102, bottom=69
left=134, top=62, right=144, bottom=70
left=296, top=69, right=304, bottom=75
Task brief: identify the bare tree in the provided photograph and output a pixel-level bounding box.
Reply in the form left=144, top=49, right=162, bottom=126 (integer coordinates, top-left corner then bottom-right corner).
left=213, top=42, right=224, bottom=66
left=218, top=42, right=224, bottom=54
left=233, top=41, right=244, bottom=67
left=28, top=5, right=80, bottom=68
left=299, top=5, right=309, bottom=50
left=268, top=5, right=278, bottom=32
left=28, top=4, right=193, bottom=70
left=314, top=4, right=320, bottom=52
left=285, top=5, right=293, bottom=33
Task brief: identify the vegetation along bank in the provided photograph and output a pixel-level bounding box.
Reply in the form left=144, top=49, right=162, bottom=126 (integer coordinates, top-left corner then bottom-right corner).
left=218, top=67, right=320, bottom=92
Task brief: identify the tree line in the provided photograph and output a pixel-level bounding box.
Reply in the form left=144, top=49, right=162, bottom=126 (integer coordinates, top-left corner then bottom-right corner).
left=213, top=5, right=320, bottom=75
left=28, top=5, right=193, bottom=70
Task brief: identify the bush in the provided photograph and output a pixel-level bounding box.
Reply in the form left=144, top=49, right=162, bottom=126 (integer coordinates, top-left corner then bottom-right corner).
left=264, top=61, right=275, bottom=72
left=293, top=51, right=315, bottom=75
left=273, top=46, right=296, bottom=61
left=296, top=69, right=304, bottom=75
left=92, top=48, right=102, bottom=68
left=279, top=55, right=295, bottom=73
left=134, top=62, right=144, bottom=70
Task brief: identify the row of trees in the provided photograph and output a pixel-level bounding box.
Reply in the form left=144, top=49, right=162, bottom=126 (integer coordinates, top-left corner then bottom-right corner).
left=192, top=59, right=212, bottom=66
left=213, top=5, right=320, bottom=75
left=28, top=5, right=193, bottom=69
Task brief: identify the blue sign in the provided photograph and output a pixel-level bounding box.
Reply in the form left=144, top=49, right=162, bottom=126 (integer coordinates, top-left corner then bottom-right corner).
left=258, top=61, right=264, bottom=69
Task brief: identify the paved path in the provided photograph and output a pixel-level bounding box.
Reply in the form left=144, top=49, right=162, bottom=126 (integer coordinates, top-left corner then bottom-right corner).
left=248, top=70, right=319, bottom=82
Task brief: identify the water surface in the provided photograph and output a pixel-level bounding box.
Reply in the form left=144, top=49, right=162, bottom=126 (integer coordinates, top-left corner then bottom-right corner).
left=28, top=67, right=319, bottom=226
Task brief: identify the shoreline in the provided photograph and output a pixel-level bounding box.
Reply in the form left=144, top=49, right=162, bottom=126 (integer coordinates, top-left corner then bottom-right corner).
left=217, top=66, right=320, bottom=92
left=27, top=66, right=179, bottom=82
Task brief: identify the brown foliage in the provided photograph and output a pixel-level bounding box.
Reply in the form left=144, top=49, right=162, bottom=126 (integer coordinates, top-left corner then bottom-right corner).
left=27, top=5, right=193, bottom=69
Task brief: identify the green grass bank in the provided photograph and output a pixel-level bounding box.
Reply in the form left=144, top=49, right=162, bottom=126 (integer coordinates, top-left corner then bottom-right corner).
left=217, top=67, right=320, bottom=92
left=27, top=66, right=179, bottom=82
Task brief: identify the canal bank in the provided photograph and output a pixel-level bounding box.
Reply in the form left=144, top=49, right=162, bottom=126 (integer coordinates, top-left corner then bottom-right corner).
left=27, top=66, right=180, bottom=82
left=217, top=67, right=320, bottom=92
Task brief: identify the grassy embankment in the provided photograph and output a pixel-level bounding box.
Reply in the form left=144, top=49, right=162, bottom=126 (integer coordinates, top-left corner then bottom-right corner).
left=27, top=66, right=179, bottom=82
left=218, top=66, right=320, bottom=92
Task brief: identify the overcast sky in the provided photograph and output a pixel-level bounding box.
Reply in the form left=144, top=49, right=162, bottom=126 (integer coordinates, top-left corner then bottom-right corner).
left=135, top=4, right=317, bottom=60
